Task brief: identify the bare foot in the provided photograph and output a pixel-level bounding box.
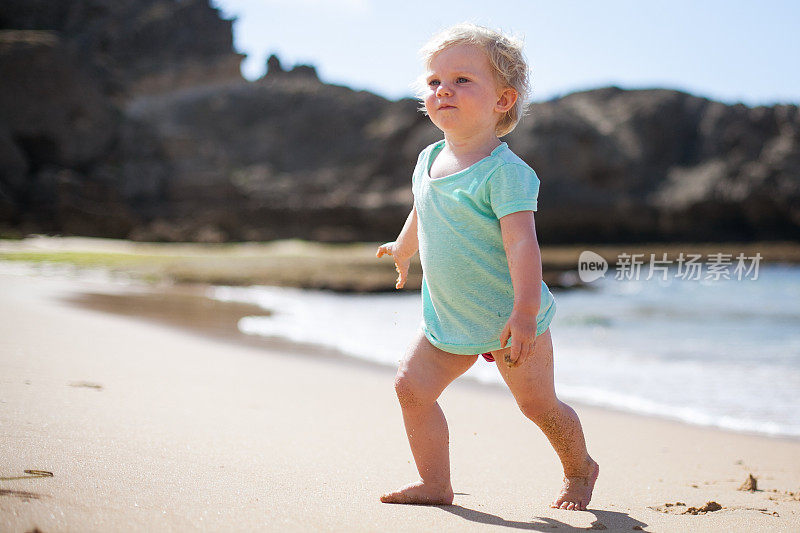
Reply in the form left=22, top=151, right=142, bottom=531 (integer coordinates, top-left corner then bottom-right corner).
left=551, top=458, right=599, bottom=511
left=380, top=480, right=454, bottom=505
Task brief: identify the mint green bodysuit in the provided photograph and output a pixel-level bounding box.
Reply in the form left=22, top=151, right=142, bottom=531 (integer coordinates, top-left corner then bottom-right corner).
left=412, top=139, right=556, bottom=355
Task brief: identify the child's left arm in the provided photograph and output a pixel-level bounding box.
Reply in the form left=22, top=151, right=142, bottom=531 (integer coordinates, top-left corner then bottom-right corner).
left=498, top=210, right=543, bottom=367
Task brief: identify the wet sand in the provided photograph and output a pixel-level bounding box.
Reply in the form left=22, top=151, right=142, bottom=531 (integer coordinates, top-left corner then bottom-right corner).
left=58, top=282, right=396, bottom=371
left=1, top=271, right=799, bottom=532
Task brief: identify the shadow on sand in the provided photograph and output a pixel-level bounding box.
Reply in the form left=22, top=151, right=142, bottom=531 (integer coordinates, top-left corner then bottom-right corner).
left=435, top=505, right=649, bottom=531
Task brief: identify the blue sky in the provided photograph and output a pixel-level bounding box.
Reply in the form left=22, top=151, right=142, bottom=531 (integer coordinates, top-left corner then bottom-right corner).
left=211, top=0, right=799, bottom=107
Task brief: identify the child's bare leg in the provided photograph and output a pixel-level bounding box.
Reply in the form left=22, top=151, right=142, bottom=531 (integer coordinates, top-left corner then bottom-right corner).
left=491, top=328, right=599, bottom=511
left=381, top=330, right=478, bottom=505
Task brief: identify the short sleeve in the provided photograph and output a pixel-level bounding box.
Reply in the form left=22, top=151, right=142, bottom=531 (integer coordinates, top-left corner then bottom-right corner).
left=411, top=143, right=435, bottom=186
left=411, top=150, right=424, bottom=186
left=488, top=163, right=541, bottom=218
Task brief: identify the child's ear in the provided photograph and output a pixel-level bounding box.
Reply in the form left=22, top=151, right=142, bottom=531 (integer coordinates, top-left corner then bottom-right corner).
left=495, top=87, right=518, bottom=113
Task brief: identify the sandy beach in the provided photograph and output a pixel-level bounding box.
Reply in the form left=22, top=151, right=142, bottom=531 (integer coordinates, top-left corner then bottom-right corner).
left=1, top=270, right=799, bottom=532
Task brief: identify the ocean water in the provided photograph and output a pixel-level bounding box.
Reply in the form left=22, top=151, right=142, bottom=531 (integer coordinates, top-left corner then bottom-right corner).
left=210, top=264, right=800, bottom=439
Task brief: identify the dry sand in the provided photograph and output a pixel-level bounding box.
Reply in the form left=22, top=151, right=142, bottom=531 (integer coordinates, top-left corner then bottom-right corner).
left=1, top=270, right=799, bottom=532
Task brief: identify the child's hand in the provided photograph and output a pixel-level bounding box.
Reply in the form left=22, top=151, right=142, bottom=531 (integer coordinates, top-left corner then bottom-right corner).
left=499, top=307, right=538, bottom=367
left=376, top=242, right=412, bottom=289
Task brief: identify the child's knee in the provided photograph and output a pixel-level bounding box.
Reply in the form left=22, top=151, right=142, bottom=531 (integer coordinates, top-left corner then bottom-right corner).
left=516, top=396, right=559, bottom=424
left=393, top=372, right=436, bottom=409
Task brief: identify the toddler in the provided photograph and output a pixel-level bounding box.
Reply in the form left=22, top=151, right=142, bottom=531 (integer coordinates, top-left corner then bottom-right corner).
left=376, top=23, right=598, bottom=511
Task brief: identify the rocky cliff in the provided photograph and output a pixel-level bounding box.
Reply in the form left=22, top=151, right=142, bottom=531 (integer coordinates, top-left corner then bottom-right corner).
left=1, top=0, right=798, bottom=243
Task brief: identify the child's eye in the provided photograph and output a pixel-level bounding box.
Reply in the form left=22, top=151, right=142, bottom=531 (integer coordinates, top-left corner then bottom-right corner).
left=428, top=79, right=440, bottom=87
left=456, top=77, right=469, bottom=83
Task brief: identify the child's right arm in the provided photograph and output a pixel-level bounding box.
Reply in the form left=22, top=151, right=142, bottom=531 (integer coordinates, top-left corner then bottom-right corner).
left=376, top=207, right=419, bottom=289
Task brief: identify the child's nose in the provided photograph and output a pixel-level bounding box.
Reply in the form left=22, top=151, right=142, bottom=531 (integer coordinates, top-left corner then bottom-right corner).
left=436, top=83, right=453, bottom=97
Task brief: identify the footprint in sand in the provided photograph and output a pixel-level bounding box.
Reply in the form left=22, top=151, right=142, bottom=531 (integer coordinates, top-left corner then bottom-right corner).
left=0, top=469, right=54, bottom=481
left=0, top=488, right=43, bottom=501
left=649, top=501, right=723, bottom=515
left=650, top=500, right=785, bottom=517
left=68, top=381, right=103, bottom=390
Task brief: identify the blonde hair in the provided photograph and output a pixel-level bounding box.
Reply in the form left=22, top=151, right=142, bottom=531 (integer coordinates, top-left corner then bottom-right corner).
left=413, top=22, right=531, bottom=137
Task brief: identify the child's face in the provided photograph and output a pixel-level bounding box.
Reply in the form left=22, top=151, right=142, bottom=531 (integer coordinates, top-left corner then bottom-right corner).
left=423, top=43, right=514, bottom=138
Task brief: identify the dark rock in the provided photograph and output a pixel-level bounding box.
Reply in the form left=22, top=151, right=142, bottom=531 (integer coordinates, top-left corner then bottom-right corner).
left=0, top=30, right=119, bottom=168
left=289, top=64, right=318, bottom=80
left=0, top=0, right=246, bottom=96
left=0, top=1, right=241, bottom=238
left=264, top=54, right=319, bottom=81
left=0, top=1, right=798, bottom=243
left=506, top=88, right=800, bottom=242
left=266, top=54, right=284, bottom=75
